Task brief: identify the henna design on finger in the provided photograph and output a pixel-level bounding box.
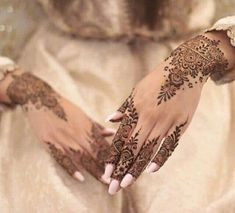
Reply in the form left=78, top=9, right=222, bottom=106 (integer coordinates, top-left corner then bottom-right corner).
left=87, top=122, right=110, bottom=167
left=106, top=94, right=139, bottom=165
left=128, top=136, right=160, bottom=178
left=157, top=35, right=229, bottom=105
left=6, top=73, right=67, bottom=121
left=69, top=148, right=104, bottom=180
left=111, top=129, right=141, bottom=181
left=152, top=121, right=187, bottom=168
left=47, top=142, right=78, bottom=176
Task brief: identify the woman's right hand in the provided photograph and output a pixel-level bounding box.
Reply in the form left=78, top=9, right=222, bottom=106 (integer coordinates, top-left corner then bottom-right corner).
left=0, top=67, right=114, bottom=183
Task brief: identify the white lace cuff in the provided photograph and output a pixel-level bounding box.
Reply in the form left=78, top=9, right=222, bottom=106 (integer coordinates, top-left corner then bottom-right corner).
left=0, top=56, right=18, bottom=111
left=0, top=56, right=18, bottom=80
left=206, top=16, right=235, bottom=84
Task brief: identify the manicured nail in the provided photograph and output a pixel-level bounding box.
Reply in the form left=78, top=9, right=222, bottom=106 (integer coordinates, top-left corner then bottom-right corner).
left=74, top=171, right=85, bottom=182
left=120, top=174, right=134, bottom=188
left=146, top=163, right=160, bottom=173
left=102, top=164, right=114, bottom=182
left=105, top=112, right=123, bottom=122
left=108, top=179, right=120, bottom=195
left=102, top=128, right=116, bottom=135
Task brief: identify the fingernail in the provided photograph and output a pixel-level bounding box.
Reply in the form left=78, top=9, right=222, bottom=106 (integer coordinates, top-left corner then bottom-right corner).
left=74, top=171, right=85, bottom=182
left=105, top=112, right=124, bottom=122
left=146, top=163, right=160, bottom=173
left=101, top=175, right=111, bottom=184
left=105, top=112, right=118, bottom=122
left=108, top=179, right=120, bottom=195
left=104, top=128, right=116, bottom=134
left=102, top=164, right=114, bottom=182
left=120, top=174, right=134, bottom=188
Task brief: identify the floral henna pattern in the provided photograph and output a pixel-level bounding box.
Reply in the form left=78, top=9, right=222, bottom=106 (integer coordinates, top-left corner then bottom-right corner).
left=157, top=35, right=229, bottom=105
left=6, top=72, right=67, bottom=121
left=47, top=142, right=78, bottom=176
left=128, top=137, right=160, bottom=178
left=106, top=94, right=139, bottom=165
left=111, top=129, right=141, bottom=181
left=152, top=121, right=187, bottom=168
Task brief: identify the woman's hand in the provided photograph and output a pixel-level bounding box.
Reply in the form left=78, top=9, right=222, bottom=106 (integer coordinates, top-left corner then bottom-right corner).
left=102, top=31, right=235, bottom=194
left=0, top=70, right=114, bottom=183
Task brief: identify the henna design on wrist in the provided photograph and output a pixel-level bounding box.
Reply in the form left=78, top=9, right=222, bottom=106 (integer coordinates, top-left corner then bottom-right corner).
left=111, top=129, right=141, bottom=181
left=157, top=35, right=229, bottom=105
left=106, top=94, right=139, bottom=165
left=6, top=73, right=67, bottom=121
left=152, top=121, right=187, bottom=168
left=47, top=142, right=78, bottom=176
left=128, top=136, right=160, bottom=178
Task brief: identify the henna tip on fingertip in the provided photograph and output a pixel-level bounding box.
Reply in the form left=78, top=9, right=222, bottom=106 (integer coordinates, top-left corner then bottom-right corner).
left=74, top=171, right=85, bottom=182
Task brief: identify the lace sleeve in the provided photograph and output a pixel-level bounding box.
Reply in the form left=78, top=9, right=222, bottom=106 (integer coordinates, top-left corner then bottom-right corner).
left=0, top=56, right=18, bottom=111
left=206, top=16, right=235, bottom=84
left=0, top=56, right=18, bottom=78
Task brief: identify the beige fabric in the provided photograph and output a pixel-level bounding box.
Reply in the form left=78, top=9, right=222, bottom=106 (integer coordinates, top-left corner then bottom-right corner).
left=207, top=16, right=235, bottom=84
left=0, top=0, right=235, bottom=212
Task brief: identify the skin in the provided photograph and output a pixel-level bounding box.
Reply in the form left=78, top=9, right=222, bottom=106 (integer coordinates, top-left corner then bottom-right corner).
left=0, top=69, right=114, bottom=183
left=102, top=31, right=235, bottom=195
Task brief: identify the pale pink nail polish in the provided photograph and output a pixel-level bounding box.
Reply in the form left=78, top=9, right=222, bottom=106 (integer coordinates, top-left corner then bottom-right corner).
left=108, top=179, right=120, bottom=195
left=104, top=128, right=116, bottom=134
left=102, top=164, right=114, bottom=182
left=74, top=171, right=85, bottom=182
left=120, top=174, right=134, bottom=188
left=105, top=113, right=118, bottom=122
left=146, top=163, right=160, bottom=173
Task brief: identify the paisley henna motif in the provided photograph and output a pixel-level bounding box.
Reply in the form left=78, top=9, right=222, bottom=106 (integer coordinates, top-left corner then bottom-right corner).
left=106, top=94, right=139, bottom=165
left=157, top=35, right=229, bottom=105
left=128, top=136, right=160, bottom=178
left=7, top=72, right=67, bottom=121
left=152, top=121, right=187, bottom=168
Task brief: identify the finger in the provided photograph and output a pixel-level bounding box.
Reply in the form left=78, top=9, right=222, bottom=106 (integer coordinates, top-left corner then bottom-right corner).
left=103, top=114, right=136, bottom=182
left=111, top=126, right=147, bottom=181
left=120, top=122, right=170, bottom=188
left=104, top=93, right=138, bottom=183
left=105, top=111, right=124, bottom=123
left=46, top=141, right=85, bottom=182
left=120, top=136, right=160, bottom=188
left=148, top=120, right=188, bottom=173
left=101, top=128, right=116, bottom=137
left=69, top=147, right=105, bottom=182
left=105, top=92, right=133, bottom=123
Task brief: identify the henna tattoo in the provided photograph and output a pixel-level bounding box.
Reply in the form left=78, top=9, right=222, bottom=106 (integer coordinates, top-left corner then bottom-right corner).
left=6, top=73, right=67, bottom=121
left=128, top=137, right=160, bottom=178
left=87, top=122, right=110, bottom=167
left=47, top=142, right=77, bottom=176
left=111, top=129, right=140, bottom=181
left=69, top=148, right=104, bottom=180
left=157, top=35, right=229, bottom=105
left=152, top=121, right=187, bottom=168
left=106, top=94, right=139, bottom=165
